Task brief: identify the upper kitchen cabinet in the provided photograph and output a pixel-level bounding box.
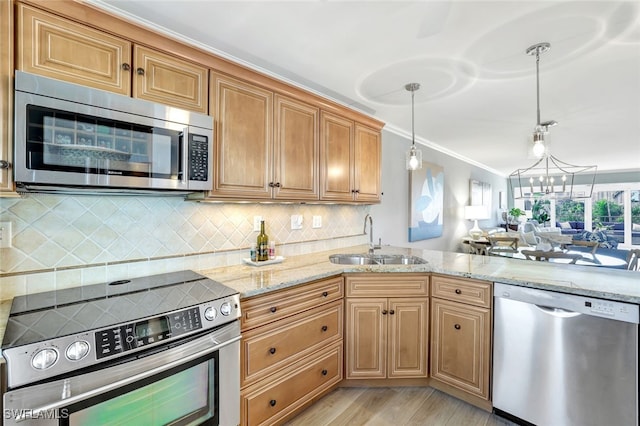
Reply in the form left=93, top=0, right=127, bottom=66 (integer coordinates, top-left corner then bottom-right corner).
left=207, top=74, right=321, bottom=201
left=320, top=112, right=381, bottom=203
left=273, top=95, right=319, bottom=200
left=16, top=3, right=132, bottom=95
left=0, top=0, right=14, bottom=194
left=210, top=71, right=273, bottom=199
left=132, top=46, right=208, bottom=114
left=16, top=3, right=208, bottom=114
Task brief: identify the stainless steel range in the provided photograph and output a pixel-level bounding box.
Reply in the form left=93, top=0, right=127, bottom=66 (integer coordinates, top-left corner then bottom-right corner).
left=2, top=270, right=241, bottom=426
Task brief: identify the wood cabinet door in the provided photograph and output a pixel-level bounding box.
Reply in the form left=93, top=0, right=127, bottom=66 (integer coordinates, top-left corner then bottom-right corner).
left=320, top=111, right=354, bottom=201
left=16, top=3, right=131, bottom=95
left=133, top=45, right=208, bottom=114
left=345, top=298, right=386, bottom=379
left=388, top=298, right=429, bottom=378
left=430, top=298, right=491, bottom=399
left=354, top=124, right=381, bottom=203
left=0, top=0, right=13, bottom=193
left=210, top=72, right=272, bottom=199
left=273, top=95, right=319, bottom=200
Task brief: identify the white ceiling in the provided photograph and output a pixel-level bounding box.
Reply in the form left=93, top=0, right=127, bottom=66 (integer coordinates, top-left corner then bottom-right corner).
left=91, top=0, right=640, bottom=176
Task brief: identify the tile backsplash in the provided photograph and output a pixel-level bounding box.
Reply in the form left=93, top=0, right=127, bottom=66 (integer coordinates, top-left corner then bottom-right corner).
left=0, top=194, right=369, bottom=299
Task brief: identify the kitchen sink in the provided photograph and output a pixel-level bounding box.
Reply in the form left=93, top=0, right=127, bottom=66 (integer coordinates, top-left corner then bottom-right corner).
left=328, top=254, right=427, bottom=265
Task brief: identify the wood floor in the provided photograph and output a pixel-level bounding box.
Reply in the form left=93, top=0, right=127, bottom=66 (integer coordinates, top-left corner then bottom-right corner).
left=284, top=387, right=518, bottom=426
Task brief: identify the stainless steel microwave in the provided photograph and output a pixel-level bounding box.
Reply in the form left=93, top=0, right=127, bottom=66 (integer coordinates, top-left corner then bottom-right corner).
left=14, top=71, right=213, bottom=194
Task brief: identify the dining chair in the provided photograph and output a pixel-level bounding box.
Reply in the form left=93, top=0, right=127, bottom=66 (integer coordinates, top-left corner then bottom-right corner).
left=626, top=249, right=640, bottom=271
left=521, top=250, right=583, bottom=264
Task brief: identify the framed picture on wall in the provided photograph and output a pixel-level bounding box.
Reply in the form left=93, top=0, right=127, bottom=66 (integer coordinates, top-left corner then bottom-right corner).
left=470, top=179, right=492, bottom=210
left=408, top=162, right=444, bottom=242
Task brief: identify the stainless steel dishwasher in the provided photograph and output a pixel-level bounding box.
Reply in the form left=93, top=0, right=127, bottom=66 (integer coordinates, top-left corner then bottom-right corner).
left=493, top=283, right=639, bottom=426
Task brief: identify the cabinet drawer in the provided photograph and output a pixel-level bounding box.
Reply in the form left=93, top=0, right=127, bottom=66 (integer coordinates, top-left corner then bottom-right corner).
left=241, top=276, right=343, bottom=330
left=431, top=275, right=491, bottom=308
left=345, top=274, right=429, bottom=297
left=242, top=299, right=343, bottom=386
left=241, top=342, right=342, bottom=426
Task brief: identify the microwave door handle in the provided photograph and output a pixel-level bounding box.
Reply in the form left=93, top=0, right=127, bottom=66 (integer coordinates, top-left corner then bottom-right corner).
left=181, top=127, right=189, bottom=186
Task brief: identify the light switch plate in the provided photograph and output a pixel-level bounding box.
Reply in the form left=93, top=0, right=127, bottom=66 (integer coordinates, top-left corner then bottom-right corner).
left=0, top=222, right=12, bottom=248
left=291, top=215, right=303, bottom=230
left=312, top=216, right=322, bottom=229
left=253, top=216, right=263, bottom=232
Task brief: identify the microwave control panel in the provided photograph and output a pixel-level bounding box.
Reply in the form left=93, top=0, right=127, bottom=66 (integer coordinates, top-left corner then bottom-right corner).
left=188, top=134, right=209, bottom=182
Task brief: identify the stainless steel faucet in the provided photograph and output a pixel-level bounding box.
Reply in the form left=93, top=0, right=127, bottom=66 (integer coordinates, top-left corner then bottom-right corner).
left=363, top=214, right=382, bottom=254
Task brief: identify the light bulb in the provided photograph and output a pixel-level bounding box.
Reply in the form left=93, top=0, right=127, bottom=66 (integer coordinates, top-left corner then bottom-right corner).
left=532, top=140, right=545, bottom=158
left=409, top=155, right=419, bottom=170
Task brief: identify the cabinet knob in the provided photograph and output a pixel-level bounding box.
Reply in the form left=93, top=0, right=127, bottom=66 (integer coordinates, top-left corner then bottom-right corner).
left=136, top=67, right=145, bottom=76
left=354, top=189, right=360, bottom=193
left=454, top=324, right=461, bottom=330
left=389, top=310, right=395, bottom=315
left=382, top=310, right=388, bottom=315
left=322, top=291, right=329, bottom=297
left=321, top=325, right=328, bottom=332
left=270, top=307, right=277, bottom=313
left=121, top=63, right=131, bottom=71
left=269, top=347, right=276, bottom=355
left=269, top=399, right=277, bottom=407
left=0, top=160, right=10, bottom=169
left=321, top=369, right=328, bottom=376
left=274, top=182, right=281, bottom=188
left=455, top=289, right=462, bottom=295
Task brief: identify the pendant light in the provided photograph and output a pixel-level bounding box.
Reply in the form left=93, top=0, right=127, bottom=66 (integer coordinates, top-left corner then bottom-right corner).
left=509, top=42, right=596, bottom=200
left=405, top=83, right=422, bottom=170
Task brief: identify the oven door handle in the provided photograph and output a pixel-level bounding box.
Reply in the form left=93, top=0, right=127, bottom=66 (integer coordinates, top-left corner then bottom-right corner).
left=13, top=333, right=241, bottom=423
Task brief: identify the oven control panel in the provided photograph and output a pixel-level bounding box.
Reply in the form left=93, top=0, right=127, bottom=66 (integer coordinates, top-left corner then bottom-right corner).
left=95, top=306, right=202, bottom=359
left=3, top=294, right=240, bottom=389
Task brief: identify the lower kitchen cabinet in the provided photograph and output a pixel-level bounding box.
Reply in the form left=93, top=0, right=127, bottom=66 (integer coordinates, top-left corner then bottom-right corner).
left=241, top=341, right=342, bottom=426
left=430, top=275, right=492, bottom=408
left=239, top=276, right=344, bottom=425
left=344, top=274, right=429, bottom=380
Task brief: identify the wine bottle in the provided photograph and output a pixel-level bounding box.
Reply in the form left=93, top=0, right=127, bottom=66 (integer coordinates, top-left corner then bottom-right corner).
left=257, top=220, right=269, bottom=261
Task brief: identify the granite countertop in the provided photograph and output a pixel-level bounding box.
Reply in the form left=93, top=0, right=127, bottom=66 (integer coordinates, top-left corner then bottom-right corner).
left=1, top=245, right=638, bottom=361
left=200, top=245, right=640, bottom=304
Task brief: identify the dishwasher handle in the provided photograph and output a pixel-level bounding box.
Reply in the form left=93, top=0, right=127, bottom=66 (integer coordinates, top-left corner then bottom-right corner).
left=536, top=305, right=582, bottom=318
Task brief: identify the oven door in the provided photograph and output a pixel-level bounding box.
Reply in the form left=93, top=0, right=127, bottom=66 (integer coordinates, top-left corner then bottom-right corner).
left=3, top=321, right=240, bottom=426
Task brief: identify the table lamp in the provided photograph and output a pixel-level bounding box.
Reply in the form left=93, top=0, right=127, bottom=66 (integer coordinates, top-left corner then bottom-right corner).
left=465, top=206, right=490, bottom=240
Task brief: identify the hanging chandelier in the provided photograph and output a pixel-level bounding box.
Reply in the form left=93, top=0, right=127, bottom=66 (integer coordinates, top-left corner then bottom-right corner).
left=509, top=42, right=596, bottom=200
left=405, top=83, right=423, bottom=170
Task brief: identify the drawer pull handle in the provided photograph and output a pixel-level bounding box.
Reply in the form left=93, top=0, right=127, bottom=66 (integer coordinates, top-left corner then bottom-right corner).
left=269, top=399, right=277, bottom=407
left=454, top=324, right=461, bottom=330
left=321, top=325, right=328, bottom=332
left=321, top=369, right=328, bottom=376
left=455, top=289, right=462, bottom=294
left=322, top=291, right=329, bottom=297
left=382, top=310, right=388, bottom=315
left=389, top=310, right=395, bottom=315
left=270, top=307, right=277, bottom=313
left=269, top=347, right=276, bottom=355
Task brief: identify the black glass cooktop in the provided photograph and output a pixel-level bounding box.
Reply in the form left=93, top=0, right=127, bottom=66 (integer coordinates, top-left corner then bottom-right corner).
left=2, top=270, right=237, bottom=349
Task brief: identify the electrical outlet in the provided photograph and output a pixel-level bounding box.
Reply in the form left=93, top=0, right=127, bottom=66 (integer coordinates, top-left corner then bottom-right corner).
left=253, top=216, right=263, bottom=232
left=312, top=216, right=322, bottom=229
left=290, top=215, right=303, bottom=230
left=0, top=222, right=12, bottom=248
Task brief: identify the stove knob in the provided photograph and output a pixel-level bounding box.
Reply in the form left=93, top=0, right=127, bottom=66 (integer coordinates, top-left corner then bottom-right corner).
left=220, top=302, right=232, bottom=316
left=32, top=348, right=58, bottom=370
left=204, top=307, right=217, bottom=321
left=66, top=340, right=90, bottom=361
